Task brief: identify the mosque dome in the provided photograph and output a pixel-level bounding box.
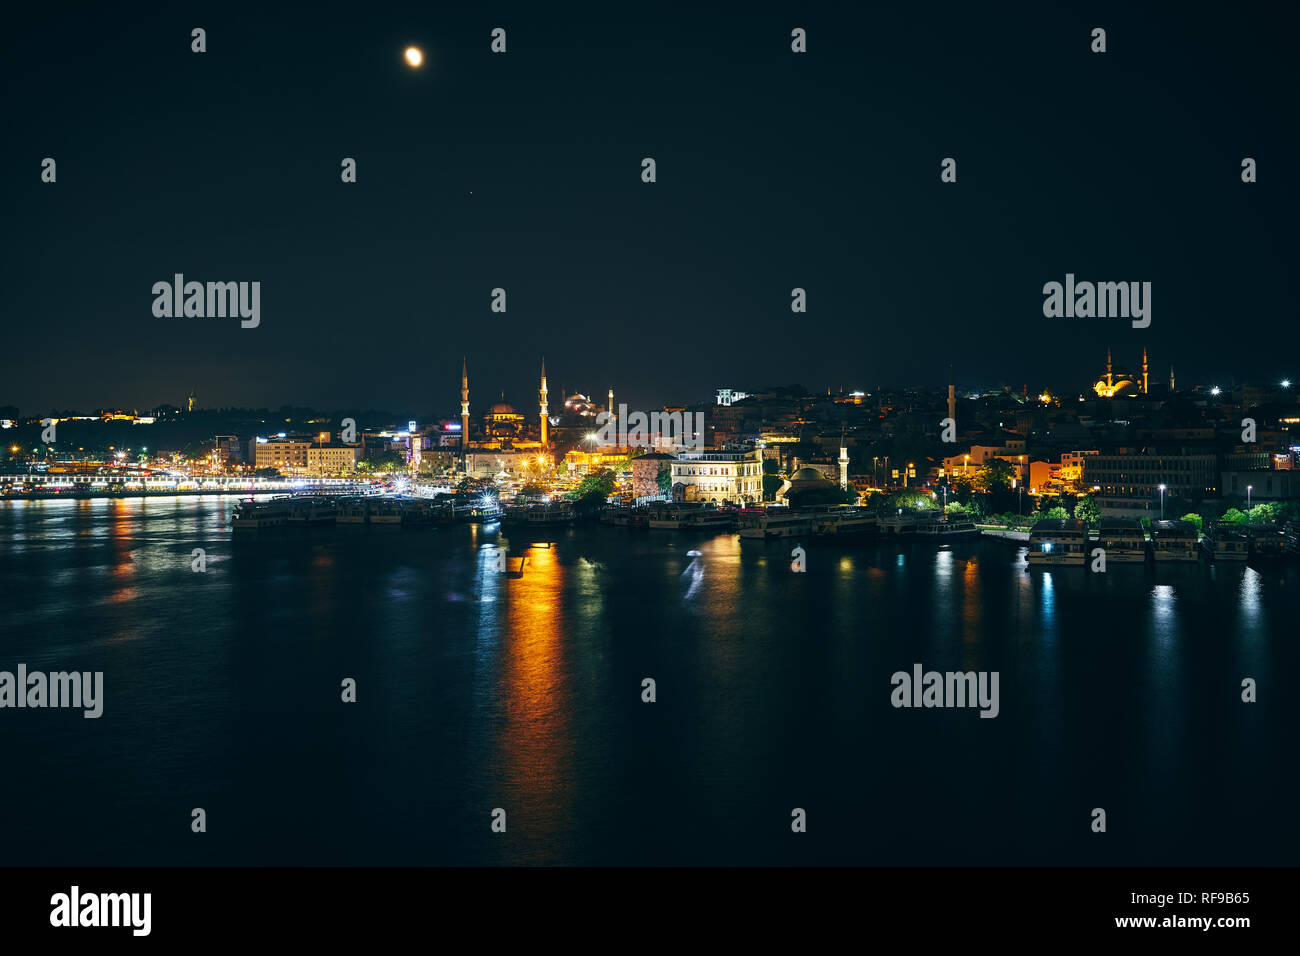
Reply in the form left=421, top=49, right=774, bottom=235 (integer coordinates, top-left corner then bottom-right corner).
left=790, top=467, right=831, bottom=483
left=490, top=402, right=518, bottom=415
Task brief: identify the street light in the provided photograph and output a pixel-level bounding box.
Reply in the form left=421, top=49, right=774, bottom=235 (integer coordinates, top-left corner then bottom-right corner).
left=1247, top=485, right=1253, bottom=510
left=1159, top=484, right=1166, bottom=520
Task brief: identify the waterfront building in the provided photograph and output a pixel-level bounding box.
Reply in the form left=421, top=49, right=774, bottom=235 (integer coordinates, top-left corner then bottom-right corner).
left=670, top=447, right=763, bottom=504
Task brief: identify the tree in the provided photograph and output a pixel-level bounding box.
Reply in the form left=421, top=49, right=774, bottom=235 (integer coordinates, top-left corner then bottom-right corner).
left=762, top=474, right=783, bottom=501
left=1179, top=513, right=1203, bottom=533
left=1221, top=508, right=1248, bottom=525
left=656, top=466, right=672, bottom=493
left=1073, top=495, right=1101, bottom=526
left=1246, top=502, right=1280, bottom=525
left=567, top=468, right=616, bottom=509
left=974, top=458, right=1016, bottom=494
left=358, top=450, right=406, bottom=473
left=1044, top=506, right=1070, bottom=520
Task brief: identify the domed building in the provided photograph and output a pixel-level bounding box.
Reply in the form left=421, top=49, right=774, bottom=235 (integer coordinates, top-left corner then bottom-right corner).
left=484, top=395, right=525, bottom=439
left=1094, top=347, right=1150, bottom=398
left=563, top=393, right=597, bottom=417
left=777, top=466, right=836, bottom=506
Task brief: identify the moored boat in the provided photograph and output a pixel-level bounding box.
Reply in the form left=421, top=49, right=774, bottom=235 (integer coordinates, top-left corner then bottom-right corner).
left=231, top=497, right=292, bottom=531
left=915, top=516, right=979, bottom=540
left=1200, top=523, right=1248, bottom=561
left=809, top=508, right=877, bottom=536
left=1093, top=517, right=1148, bottom=563
left=738, top=508, right=812, bottom=540
left=1150, top=520, right=1199, bottom=562
left=1027, top=518, right=1087, bottom=566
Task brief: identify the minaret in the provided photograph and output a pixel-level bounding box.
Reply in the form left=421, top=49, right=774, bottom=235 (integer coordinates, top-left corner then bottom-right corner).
left=838, top=426, right=850, bottom=491
left=946, top=364, right=956, bottom=425
left=1142, top=347, right=1149, bottom=394
left=460, top=357, right=470, bottom=465
left=1106, top=347, right=1113, bottom=389
left=607, top=386, right=615, bottom=423
left=1169, top=365, right=1175, bottom=391
left=539, top=357, right=549, bottom=447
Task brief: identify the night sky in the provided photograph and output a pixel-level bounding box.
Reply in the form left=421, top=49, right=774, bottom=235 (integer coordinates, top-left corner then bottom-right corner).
left=6, top=2, right=1297, bottom=416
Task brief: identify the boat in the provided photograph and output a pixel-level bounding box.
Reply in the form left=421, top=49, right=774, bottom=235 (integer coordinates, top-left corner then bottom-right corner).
left=809, top=508, right=878, bottom=536
left=1093, top=517, right=1148, bottom=563
left=336, top=498, right=370, bottom=524
left=646, top=504, right=688, bottom=529
left=1247, top=525, right=1289, bottom=560
left=1200, top=523, right=1248, bottom=561
left=367, top=500, right=403, bottom=525
left=601, top=506, right=650, bottom=528
left=878, top=511, right=935, bottom=535
left=915, top=516, right=979, bottom=540
left=286, top=497, right=337, bottom=525
left=1026, top=518, right=1087, bottom=566
left=1150, top=520, right=1199, bottom=562
left=738, top=509, right=813, bottom=540
left=231, top=497, right=293, bottom=531
left=501, top=502, right=576, bottom=527
left=682, top=509, right=737, bottom=531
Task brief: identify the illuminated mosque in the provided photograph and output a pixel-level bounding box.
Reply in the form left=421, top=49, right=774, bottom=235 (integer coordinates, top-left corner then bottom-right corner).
left=1093, top=347, right=1154, bottom=398
left=457, top=358, right=615, bottom=476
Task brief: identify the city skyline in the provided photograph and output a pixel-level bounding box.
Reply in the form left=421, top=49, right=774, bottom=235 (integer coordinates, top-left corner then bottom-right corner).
left=3, top=347, right=1295, bottom=420
left=8, top=5, right=1298, bottom=413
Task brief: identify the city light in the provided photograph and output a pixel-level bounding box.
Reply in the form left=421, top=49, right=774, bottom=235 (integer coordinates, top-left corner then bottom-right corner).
left=1210, top=386, right=1221, bottom=396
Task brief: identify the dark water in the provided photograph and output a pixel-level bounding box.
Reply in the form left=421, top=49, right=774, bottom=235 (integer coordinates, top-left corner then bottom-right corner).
left=1, top=497, right=1296, bottom=865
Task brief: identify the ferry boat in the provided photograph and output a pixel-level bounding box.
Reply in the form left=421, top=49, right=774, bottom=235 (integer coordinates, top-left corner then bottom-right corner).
left=1093, top=517, right=1148, bottom=563
left=1247, top=525, right=1289, bottom=560
left=1026, top=518, right=1087, bottom=566
left=231, top=497, right=292, bottom=531
left=878, top=511, right=935, bottom=536
left=646, top=504, right=694, bottom=529
left=738, top=509, right=813, bottom=540
left=397, top=498, right=454, bottom=527
left=809, top=508, right=877, bottom=536
left=1285, top=521, right=1300, bottom=555
left=915, top=516, right=979, bottom=541
left=336, top=499, right=370, bottom=524
left=367, top=500, right=403, bottom=526
left=599, top=506, right=638, bottom=527
left=682, top=509, right=737, bottom=531
left=1150, top=520, right=1199, bottom=562
left=1200, top=523, right=1248, bottom=561
left=286, top=497, right=337, bottom=525
left=501, top=502, right=576, bottom=527
left=598, top=507, right=651, bottom=529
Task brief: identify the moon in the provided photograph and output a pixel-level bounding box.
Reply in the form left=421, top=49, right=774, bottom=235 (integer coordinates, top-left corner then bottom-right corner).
left=404, top=46, right=423, bottom=68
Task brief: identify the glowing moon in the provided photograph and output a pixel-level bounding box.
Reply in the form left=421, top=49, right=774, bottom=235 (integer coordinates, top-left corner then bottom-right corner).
left=404, top=46, right=423, bottom=68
